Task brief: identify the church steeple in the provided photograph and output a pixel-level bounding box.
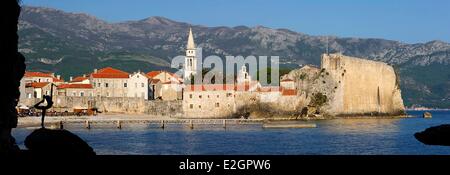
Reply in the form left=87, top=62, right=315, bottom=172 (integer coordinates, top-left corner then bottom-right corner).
left=184, top=28, right=197, bottom=80
left=187, top=27, right=196, bottom=49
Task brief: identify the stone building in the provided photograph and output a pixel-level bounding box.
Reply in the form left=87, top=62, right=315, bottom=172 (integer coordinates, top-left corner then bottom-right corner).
left=20, top=71, right=63, bottom=103
left=127, top=71, right=148, bottom=99
left=183, top=84, right=237, bottom=118
left=147, top=71, right=183, bottom=100
left=69, top=75, right=90, bottom=84
left=57, top=84, right=94, bottom=97
left=24, top=82, right=54, bottom=99
left=90, top=67, right=130, bottom=98
left=280, top=78, right=295, bottom=90
left=23, top=71, right=63, bottom=84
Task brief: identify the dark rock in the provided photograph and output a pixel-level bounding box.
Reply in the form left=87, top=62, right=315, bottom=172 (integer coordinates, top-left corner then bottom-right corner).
left=414, top=124, right=450, bottom=146
left=25, top=128, right=96, bottom=156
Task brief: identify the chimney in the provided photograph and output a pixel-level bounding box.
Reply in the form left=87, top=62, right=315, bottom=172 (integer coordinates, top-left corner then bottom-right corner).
left=83, top=74, right=86, bottom=77
left=56, top=75, right=61, bottom=80
left=70, top=76, right=73, bottom=81
left=51, top=73, right=55, bottom=77
left=94, top=69, right=98, bottom=73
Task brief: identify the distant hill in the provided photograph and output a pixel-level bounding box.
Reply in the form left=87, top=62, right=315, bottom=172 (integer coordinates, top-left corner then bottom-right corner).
left=19, top=6, right=450, bottom=108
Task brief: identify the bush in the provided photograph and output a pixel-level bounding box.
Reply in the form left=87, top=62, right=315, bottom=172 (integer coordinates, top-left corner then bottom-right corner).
left=311, top=92, right=327, bottom=107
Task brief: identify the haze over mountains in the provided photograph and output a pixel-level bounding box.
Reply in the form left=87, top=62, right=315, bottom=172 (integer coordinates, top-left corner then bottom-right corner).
left=18, top=6, right=450, bottom=108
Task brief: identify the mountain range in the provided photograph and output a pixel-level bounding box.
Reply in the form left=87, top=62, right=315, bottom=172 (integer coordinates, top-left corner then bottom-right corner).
left=18, top=6, right=450, bottom=108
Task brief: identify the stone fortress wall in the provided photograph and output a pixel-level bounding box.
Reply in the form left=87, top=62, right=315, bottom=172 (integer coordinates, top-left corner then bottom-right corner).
left=321, top=54, right=405, bottom=115
left=21, top=96, right=183, bottom=116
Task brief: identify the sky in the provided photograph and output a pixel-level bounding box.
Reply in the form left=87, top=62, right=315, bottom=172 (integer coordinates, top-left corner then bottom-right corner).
left=22, top=0, right=450, bottom=44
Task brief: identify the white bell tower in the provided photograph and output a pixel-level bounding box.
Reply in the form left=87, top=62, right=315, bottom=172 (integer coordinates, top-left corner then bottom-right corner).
left=184, top=27, right=197, bottom=80
left=237, top=65, right=251, bottom=84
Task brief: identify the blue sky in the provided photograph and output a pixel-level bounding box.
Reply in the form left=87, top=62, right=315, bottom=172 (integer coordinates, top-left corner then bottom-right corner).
left=22, top=0, right=450, bottom=44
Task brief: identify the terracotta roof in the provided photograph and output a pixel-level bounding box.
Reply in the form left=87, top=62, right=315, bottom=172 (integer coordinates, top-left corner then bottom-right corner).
left=150, top=79, right=161, bottom=84
left=91, top=67, right=129, bottom=78
left=52, top=77, right=64, bottom=82
left=147, top=71, right=182, bottom=83
left=58, top=84, right=93, bottom=89
left=281, top=89, right=297, bottom=96
left=71, top=76, right=88, bottom=82
left=146, top=71, right=162, bottom=78
left=26, top=82, right=50, bottom=88
left=24, top=71, right=53, bottom=78
left=281, top=78, right=294, bottom=82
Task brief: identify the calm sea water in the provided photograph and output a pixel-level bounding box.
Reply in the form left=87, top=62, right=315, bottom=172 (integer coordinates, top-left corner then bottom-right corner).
left=12, top=110, right=450, bottom=155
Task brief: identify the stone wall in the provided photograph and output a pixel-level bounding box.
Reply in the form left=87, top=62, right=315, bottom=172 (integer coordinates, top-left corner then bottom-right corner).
left=321, top=54, right=405, bottom=115
left=19, top=96, right=183, bottom=116
left=182, top=90, right=236, bottom=118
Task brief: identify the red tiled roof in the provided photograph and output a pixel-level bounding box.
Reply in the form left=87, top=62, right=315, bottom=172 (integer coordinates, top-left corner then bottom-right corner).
left=257, top=86, right=281, bottom=92
left=71, top=76, right=88, bottom=82
left=281, top=78, right=294, bottom=82
left=147, top=71, right=181, bottom=79
left=26, top=82, right=50, bottom=88
left=24, top=71, right=53, bottom=78
left=91, top=67, right=129, bottom=78
left=146, top=71, right=162, bottom=78
left=281, top=89, right=297, bottom=96
left=58, top=84, right=93, bottom=89
left=52, top=77, right=64, bottom=82
left=150, top=79, right=161, bottom=84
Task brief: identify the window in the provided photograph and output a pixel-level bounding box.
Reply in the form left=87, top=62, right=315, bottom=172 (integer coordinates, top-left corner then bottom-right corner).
left=227, top=93, right=232, bottom=97
left=215, top=103, right=219, bottom=107
left=124, top=83, right=127, bottom=87
left=198, top=105, right=201, bottom=109
left=199, top=95, right=202, bottom=99
left=28, top=93, right=32, bottom=99
left=217, top=95, right=219, bottom=98
left=141, top=83, right=145, bottom=87
left=105, top=83, right=109, bottom=88
left=98, top=83, right=101, bottom=87
left=190, top=104, right=193, bottom=109
left=106, top=92, right=110, bottom=97
left=80, top=92, right=84, bottom=97
left=72, top=92, right=76, bottom=96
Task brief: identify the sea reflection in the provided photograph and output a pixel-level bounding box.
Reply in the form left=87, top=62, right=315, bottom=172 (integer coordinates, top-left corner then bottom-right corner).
left=320, top=118, right=401, bottom=134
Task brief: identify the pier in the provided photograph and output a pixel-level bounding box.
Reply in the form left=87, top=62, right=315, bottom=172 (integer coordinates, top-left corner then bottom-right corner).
left=17, top=115, right=323, bottom=130
left=19, top=116, right=266, bottom=129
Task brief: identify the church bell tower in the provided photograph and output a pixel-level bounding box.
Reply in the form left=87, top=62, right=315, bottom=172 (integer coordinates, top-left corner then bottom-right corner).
left=184, top=27, right=197, bottom=80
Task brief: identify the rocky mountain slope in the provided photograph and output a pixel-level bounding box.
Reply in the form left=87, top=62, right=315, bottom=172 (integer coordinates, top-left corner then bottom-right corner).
left=18, top=6, right=450, bottom=108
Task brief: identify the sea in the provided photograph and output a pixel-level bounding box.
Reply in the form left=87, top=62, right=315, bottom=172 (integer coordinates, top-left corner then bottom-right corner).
left=12, top=110, right=450, bottom=155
